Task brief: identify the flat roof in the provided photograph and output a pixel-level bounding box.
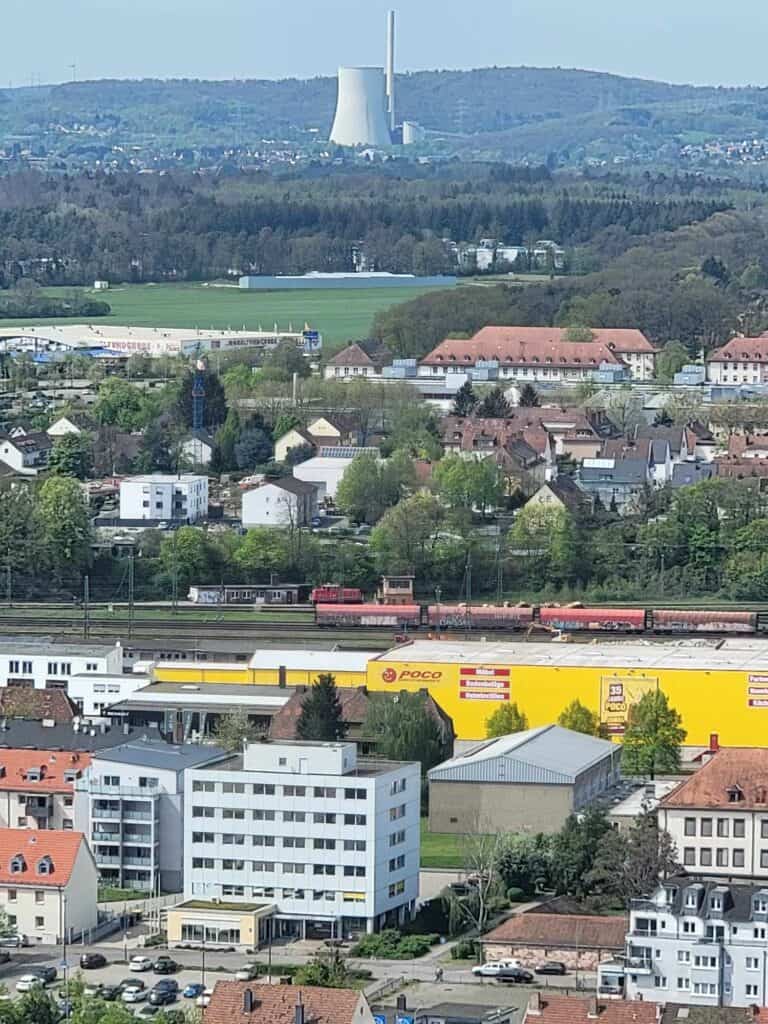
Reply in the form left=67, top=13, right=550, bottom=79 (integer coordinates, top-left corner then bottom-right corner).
left=110, top=682, right=294, bottom=712
left=171, top=899, right=273, bottom=913
left=204, top=749, right=415, bottom=778
left=0, top=640, right=117, bottom=658
left=247, top=649, right=373, bottom=672
left=0, top=325, right=304, bottom=345
left=94, top=739, right=225, bottom=770
left=123, top=474, right=206, bottom=485
left=374, top=638, right=768, bottom=672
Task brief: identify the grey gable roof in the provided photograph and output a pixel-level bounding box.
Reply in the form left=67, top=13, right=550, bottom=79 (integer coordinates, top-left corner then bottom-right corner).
left=427, top=724, right=617, bottom=785
left=580, top=459, right=648, bottom=485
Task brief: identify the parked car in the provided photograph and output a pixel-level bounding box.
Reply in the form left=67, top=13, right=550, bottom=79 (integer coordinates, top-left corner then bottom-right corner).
left=80, top=952, right=107, bottom=970
left=196, top=987, right=213, bottom=1008
left=149, top=985, right=178, bottom=1007
left=498, top=968, right=534, bottom=984
left=83, top=982, right=104, bottom=998
left=135, top=1007, right=160, bottom=1020
left=16, top=975, right=43, bottom=993
left=153, top=956, right=179, bottom=975
left=535, top=961, right=567, bottom=976
left=0, top=951, right=11, bottom=965
left=472, top=960, right=521, bottom=977
left=234, top=962, right=260, bottom=981
left=100, top=984, right=121, bottom=1001
left=183, top=983, right=205, bottom=999
left=0, top=934, right=27, bottom=948
left=122, top=982, right=147, bottom=1003
left=129, top=956, right=153, bottom=972
left=34, top=966, right=58, bottom=984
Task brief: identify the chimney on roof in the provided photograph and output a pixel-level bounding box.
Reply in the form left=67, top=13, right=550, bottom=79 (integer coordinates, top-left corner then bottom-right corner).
left=396, top=996, right=407, bottom=1011
left=587, top=998, right=599, bottom=1020
left=295, top=992, right=305, bottom=1024
left=710, top=733, right=720, bottom=753
left=528, top=992, right=543, bottom=1016
left=242, top=989, right=257, bottom=1014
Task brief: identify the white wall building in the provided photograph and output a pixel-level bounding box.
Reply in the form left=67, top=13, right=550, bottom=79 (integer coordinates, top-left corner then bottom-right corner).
left=241, top=478, right=318, bottom=528
left=294, top=448, right=379, bottom=501
left=182, top=740, right=420, bottom=938
left=68, top=671, right=150, bottom=719
left=707, top=338, right=768, bottom=385
left=119, top=474, right=209, bottom=523
left=74, top=740, right=225, bottom=893
left=0, top=641, right=124, bottom=693
left=0, top=749, right=90, bottom=831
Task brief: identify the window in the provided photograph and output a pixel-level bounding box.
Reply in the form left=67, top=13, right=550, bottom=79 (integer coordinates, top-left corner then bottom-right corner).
left=16, top=817, right=25, bottom=828
left=683, top=848, right=695, bottom=866
left=313, top=838, right=336, bottom=851
left=252, top=836, right=275, bottom=848
left=388, top=880, right=406, bottom=898
left=344, top=840, right=366, bottom=852
left=710, top=895, right=722, bottom=911
left=283, top=811, right=305, bottom=824
left=37, top=856, right=52, bottom=875
left=389, top=831, right=405, bottom=847
left=34, top=917, right=44, bottom=929
left=654, top=977, right=667, bottom=990
left=63, top=797, right=72, bottom=808
left=390, top=778, right=407, bottom=795
left=283, top=837, right=305, bottom=849
left=389, top=855, right=405, bottom=871
left=21, top=662, right=31, bottom=674
left=252, top=861, right=275, bottom=872
left=34, top=891, right=44, bottom=904
left=717, top=819, right=729, bottom=838
left=761, top=851, right=768, bottom=870
left=47, top=662, right=57, bottom=675
left=252, top=784, right=275, bottom=796
left=284, top=786, right=305, bottom=798
left=746, top=957, right=760, bottom=970
left=313, top=813, right=336, bottom=825
left=344, top=814, right=366, bottom=826
left=222, top=808, right=245, bottom=820
left=677, top=951, right=691, bottom=963
left=192, top=807, right=214, bottom=819
left=754, top=927, right=767, bottom=939
left=747, top=984, right=760, bottom=998
left=222, top=885, right=245, bottom=897
left=192, top=832, right=214, bottom=844
left=313, top=787, right=336, bottom=798
left=344, top=788, right=366, bottom=800
left=694, top=955, right=717, bottom=968
left=104, top=776, right=120, bottom=787
left=138, top=776, right=158, bottom=789
left=682, top=921, right=696, bottom=934
left=676, top=978, right=690, bottom=991
left=278, top=758, right=287, bottom=767
left=701, top=818, right=712, bottom=837
left=222, top=834, right=246, bottom=846
left=223, top=782, right=245, bottom=794
left=313, top=865, right=336, bottom=876
left=192, top=781, right=215, bottom=793
left=62, top=819, right=72, bottom=830
left=684, top=818, right=696, bottom=836
left=192, top=858, right=214, bottom=869
left=761, top=820, right=768, bottom=839
left=389, top=804, right=406, bottom=821
left=700, top=848, right=712, bottom=866
left=222, top=859, right=245, bottom=871
left=734, top=819, right=746, bottom=838
left=283, top=863, right=305, bottom=875
left=7, top=890, right=16, bottom=902
left=252, top=809, right=275, bottom=821
left=733, top=849, right=745, bottom=868
left=716, top=849, right=729, bottom=867
left=9, top=661, right=18, bottom=674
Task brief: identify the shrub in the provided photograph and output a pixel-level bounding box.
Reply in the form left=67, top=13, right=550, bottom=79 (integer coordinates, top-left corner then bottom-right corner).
left=506, top=887, right=526, bottom=903
left=350, top=929, right=438, bottom=960
left=403, top=898, right=451, bottom=937
left=451, top=938, right=479, bottom=960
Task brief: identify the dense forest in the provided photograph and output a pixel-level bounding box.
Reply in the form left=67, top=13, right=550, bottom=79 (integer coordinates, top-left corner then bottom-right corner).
left=6, top=67, right=768, bottom=164
left=0, top=165, right=734, bottom=286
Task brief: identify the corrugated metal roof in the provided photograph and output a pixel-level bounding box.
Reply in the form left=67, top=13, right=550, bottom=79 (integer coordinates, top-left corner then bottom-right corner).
left=248, top=649, right=373, bottom=672
left=428, top=724, right=617, bottom=785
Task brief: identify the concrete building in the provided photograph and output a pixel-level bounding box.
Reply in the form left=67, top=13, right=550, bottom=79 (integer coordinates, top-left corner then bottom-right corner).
left=0, top=750, right=91, bottom=831
left=293, top=447, right=379, bottom=500
left=74, top=740, right=225, bottom=893
left=0, top=640, right=123, bottom=693
left=119, top=474, right=209, bottom=523
left=622, top=875, right=768, bottom=1006
left=481, top=912, right=627, bottom=971
left=68, top=670, right=150, bottom=719
left=428, top=725, right=620, bottom=835
left=241, top=477, right=318, bottom=527
left=179, top=740, right=420, bottom=940
left=0, top=829, right=98, bottom=944
left=329, top=67, right=392, bottom=147
left=658, top=747, right=768, bottom=880
left=707, top=338, right=768, bottom=385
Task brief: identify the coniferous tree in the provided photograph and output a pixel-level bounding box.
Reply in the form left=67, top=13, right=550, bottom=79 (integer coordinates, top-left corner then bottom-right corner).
left=518, top=383, right=540, bottom=407
left=476, top=386, right=512, bottom=419
left=451, top=380, right=477, bottom=417
left=296, top=674, right=347, bottom=742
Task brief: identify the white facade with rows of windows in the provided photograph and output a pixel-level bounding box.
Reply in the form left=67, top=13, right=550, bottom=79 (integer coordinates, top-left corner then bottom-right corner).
left=623, top=877, right=768, bottom=1007
left=183, top=741, right=420, bottom=938
left=659, top=803, right=768, bottom=879
left=0, top=641, right=123, bottom=693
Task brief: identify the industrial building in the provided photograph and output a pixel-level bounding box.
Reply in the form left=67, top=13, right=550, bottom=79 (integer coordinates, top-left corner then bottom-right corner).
left=427, top=725, right=620, bottom=835
left=152, top=649, right=372, bottom=689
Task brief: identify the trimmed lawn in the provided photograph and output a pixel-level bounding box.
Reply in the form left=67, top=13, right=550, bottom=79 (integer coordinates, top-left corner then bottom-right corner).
left=420, top=819, right=465, bottom=870
left=98, top=886, right=150, bottom=902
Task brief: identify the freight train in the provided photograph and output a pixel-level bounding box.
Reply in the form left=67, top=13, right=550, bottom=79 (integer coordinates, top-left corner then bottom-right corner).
left=314, top=602, right=768, bottom=635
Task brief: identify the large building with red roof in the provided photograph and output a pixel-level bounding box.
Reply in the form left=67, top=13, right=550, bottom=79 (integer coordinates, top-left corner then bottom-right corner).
left=0, top=749, right=90, bottom=831
left=0, top=828, right=97, bottom=944
left=419, top=326, right=656, bottom=382
left=707, top=336, right=768, bottom=385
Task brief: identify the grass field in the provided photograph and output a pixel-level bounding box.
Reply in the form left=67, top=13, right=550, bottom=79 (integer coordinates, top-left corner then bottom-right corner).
left=0, top=282, right=444, bottom=352
left=421, top=819, right=466, bottom=870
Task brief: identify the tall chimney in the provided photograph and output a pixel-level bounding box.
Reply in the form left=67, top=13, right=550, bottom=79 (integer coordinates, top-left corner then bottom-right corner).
left=710, top=732, right=720, bottom=753
left=386, top=10, right=396, bottom=135
left=295, top=992, right=305, bottom=1024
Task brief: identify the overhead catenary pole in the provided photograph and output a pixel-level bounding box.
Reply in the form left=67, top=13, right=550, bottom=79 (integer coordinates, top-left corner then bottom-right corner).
left=128, top=548, right=135, bottom=640
left=82, top=576, right=90, bottom=641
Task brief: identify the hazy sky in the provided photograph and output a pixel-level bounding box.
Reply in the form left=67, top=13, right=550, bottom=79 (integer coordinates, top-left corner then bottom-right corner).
left=7, top=0, right=768, bottom=88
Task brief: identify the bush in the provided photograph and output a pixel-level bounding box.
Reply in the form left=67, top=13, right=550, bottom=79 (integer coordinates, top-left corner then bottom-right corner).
left=507, top=887, right=527, bottom=903
left=350, top=929, right=438, bottom=960
left=451, top=938, right=479, bottom=960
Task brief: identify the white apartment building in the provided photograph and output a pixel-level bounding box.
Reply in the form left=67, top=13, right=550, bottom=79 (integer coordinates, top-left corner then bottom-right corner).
left=68, top=671, right=150, bottom=719
left=74, top=740, right=225, bottom=893
left=0, top=641, right=123, bottom=693
left=0, top=750, right=90, bottom=831
left=241, top=478, right=318, bottom=528
left=658, top=747, right=768, bottom=880
left=119, top=474, right=209, bottom=523
left=621, top=876, right=768, bottom=1007
left=0, top=829, right=98, bottom=945
left=707, top=338, right=768, bottom=385
left=181, top=740, right=420, bottom=940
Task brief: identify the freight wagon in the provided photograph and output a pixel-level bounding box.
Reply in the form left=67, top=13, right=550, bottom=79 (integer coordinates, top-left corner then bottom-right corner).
left=315, top=603, right=422, bottom=628
left=538, top=607, right=646, bottom=632
left=426, top=604, right=535, bottom=630
left=650, top=609, right=757, bottom=633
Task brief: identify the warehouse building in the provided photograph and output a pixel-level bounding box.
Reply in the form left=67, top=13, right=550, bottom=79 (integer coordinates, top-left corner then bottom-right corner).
left=151, top=649, right=372, bottom=689
left=428, top=725, right=620, bottom=834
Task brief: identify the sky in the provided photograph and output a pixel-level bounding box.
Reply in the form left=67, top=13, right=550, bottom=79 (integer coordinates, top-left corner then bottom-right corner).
left=7, top=0, right=768, bottom=89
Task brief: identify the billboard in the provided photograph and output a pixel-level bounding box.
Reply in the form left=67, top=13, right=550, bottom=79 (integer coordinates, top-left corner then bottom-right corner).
left=600, top=676, right=657, bottom=734
left=459, top=664, right=510, bottom=702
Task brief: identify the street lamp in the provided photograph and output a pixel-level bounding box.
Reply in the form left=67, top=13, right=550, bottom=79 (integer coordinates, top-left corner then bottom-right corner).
left=60, top=893, right=70, bottom=1023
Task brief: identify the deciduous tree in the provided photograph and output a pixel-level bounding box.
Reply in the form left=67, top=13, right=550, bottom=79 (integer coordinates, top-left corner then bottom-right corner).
left=485, top=702, right=528, bottom=738
left=622, top=690, right=686, bottom=778
left=558, top=699, right=603, bottom=736
left=48, top=432, right=93, bottom=479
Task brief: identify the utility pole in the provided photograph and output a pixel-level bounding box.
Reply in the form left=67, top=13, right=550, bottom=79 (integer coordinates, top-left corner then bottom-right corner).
left=82, top=576, right=90, bottom=641
left=171, top=532, right=178, bottom=614
left=4, top=565, right=10, bottom=608
left=464, top=551, right=472, bottom=639
left=434, top=586, right=442, bottom=641
left=128, top=549, right=135, bottom=640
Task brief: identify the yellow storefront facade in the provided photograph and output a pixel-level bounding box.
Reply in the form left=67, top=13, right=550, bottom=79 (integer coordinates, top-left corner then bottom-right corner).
left=152, top=649, right=370, bottom=689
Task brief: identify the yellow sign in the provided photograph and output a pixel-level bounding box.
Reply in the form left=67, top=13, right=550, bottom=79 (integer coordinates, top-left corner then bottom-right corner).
left=600, top=676, right=657, bottom=735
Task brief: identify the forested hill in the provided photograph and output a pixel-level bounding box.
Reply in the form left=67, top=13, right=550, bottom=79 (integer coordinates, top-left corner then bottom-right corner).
left=2, top=66, right=768, bottom=164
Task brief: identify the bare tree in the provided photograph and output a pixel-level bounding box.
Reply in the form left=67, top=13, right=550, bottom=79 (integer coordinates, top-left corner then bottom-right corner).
left=443, top=833, right=506, bottom=935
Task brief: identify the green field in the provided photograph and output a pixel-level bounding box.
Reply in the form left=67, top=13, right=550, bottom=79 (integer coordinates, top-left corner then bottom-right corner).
left=420, top=819, right=466, bottom=870
left=1, top=282, right=444, bottom=352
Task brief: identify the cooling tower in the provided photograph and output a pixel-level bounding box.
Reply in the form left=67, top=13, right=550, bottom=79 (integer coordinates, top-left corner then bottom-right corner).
left=329, top=66, right=392, bottom=147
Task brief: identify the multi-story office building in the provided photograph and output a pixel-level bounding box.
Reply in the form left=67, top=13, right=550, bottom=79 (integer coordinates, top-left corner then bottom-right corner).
left=175, top=740, right=420, bottom=942
left=0, top=750, right=90, bottom=831
left=119, top=474, right=208, bottom=523
left=0, top=641, right=123, bottom=692
left=659, top=747, right=768, bottom=881
left=622, top=875, right=768, bottom=1007
left=74, top=740, right=224, bottom=893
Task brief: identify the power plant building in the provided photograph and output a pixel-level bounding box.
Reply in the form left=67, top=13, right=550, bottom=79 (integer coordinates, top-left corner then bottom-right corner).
left=329, top=67, right=392, bottom=147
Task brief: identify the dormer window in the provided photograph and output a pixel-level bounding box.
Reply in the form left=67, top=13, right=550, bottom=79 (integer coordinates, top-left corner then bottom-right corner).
left=36, top=856, right=53, bottom=876
left=727, top=784, right=744, bottom=803
left=711, top=895, right=723, bottom=911
left=754, top=897, right=768, bottom=914
left=685, top=889, right=699, bottom=909
left=25, top=769, right=41, bottom=782
left=9, top=855, right=25, bottom=874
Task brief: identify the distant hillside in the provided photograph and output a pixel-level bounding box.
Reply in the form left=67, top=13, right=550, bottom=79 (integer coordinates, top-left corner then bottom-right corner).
left=2, top=66, right=768, bottom=164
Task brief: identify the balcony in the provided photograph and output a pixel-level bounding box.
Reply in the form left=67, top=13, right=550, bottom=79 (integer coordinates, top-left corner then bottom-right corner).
left=92, top=807, right=121, bottom=820
left=92, top=831, right=120, bottom=843
left=123, top=857, right=153, bottom=868
left=122, top=831, right=154, bottom=845
left=78, top=782, right=160, bottom=798
left=626, top=951, right=654, bottom=975
left=95, top=854, right=121, bottom=866
left=123, top=810, right=153, bottom=821
left=24, top=799, right=52, bottom=818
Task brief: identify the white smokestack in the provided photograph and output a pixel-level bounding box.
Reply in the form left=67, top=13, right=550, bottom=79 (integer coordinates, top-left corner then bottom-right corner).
left=386, top=10, right=396, bottom=134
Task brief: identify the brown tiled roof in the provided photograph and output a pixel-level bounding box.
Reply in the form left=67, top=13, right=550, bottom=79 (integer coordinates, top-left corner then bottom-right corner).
left=441, top=410, right=596, bottom=453
left=327, top=340, right=390, bottom=369
left=0, top=829, right=86, bottom=887
left=421, top=327, right=652, bottom=368
left=0, top=689, right=76, bottom=723
left=523, top=994, right=658, bottom=1024
left=728, top=433, right=768, bottom=457
left=0, top=749, right=90, bottom=793
left=661, top=748, right=768, bottom=810
left=709, top=337, right=768, bottom=363
left=482, top=912, right=626, bottom=950
left=204, top=982, right=367, bottom=1024
left=601, top=438, right=652, bottom=461
left=713, top=457, right=768, bottom=479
